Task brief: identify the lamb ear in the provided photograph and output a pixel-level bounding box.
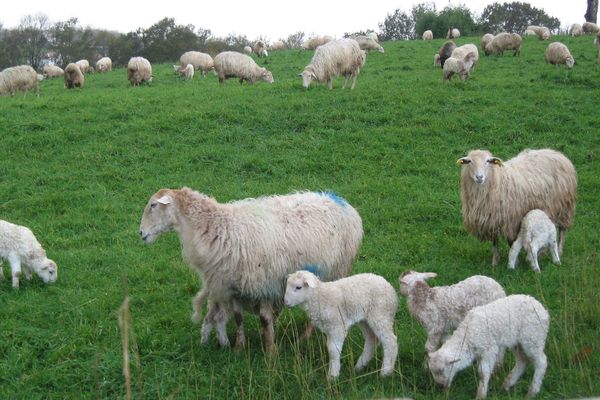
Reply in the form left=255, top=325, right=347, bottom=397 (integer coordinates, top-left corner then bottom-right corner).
left=156, top=195, right=172, bottom=205
left=490, top=157, right=503, bottom=166
left=456, top=157, right=471, bottom=165
left=304, top=274, right=319, bottom=288
left=423, top=272, right=437, bottom=280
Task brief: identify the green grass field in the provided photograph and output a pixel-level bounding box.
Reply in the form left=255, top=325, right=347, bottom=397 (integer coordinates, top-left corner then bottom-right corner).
left=0, top=34, right=599, bottom=399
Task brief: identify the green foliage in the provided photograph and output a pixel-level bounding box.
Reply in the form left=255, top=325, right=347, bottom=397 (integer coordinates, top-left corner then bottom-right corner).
left=379, top=9, right=415, bottom=40
left=413, top=5, right=477, bottom=39
left=0, top=35, right=599, bottom=399
left=480, top=2, right=561, bottom=34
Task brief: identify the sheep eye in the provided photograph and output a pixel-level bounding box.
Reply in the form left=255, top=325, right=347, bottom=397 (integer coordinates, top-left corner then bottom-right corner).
left=295, top=286, right=302, bottom=291
left=150, top=202, right=157, bottom=209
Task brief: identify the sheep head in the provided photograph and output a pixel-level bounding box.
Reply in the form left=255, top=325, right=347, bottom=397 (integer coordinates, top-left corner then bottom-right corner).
left=284, top=270, right=320, bottom=307
left=31, top=258, right=58, bottom=284
left=140, top=189, right=178, bottom=244
left=428, top=348, right=462, bottom=389
left=398, top=270, right=437, bottom=296
left=261, top=69, right=274, bottom=84
left=300, top=68, right=316, bottom=89
left=457, top=150, right=503, bottom=185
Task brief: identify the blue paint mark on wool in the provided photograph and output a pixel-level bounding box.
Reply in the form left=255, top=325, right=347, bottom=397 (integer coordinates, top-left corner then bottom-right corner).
left=302, top=264, right=323, bottom=277
left=320, top=191, right=347, bottom=207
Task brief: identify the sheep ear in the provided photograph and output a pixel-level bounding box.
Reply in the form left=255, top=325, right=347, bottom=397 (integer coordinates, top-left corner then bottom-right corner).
left=304, top=275, right=319, bottom=288
left=298, top=72, right=303, bottom=77
left=156, top=195, right=172, bottom=205
left=490, top=157, right=503, bottom=166
left=457, top=157, right=471, bottom=165
left=423, top=272, right=437, bottom=280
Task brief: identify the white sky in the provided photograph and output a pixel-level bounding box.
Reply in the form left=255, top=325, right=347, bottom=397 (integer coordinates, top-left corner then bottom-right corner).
left=0, top=1, right=587, bottom=40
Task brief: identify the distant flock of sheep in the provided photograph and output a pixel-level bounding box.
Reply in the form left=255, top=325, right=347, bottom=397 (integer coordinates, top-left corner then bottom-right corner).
left=0, top=23, right=586, bottom=399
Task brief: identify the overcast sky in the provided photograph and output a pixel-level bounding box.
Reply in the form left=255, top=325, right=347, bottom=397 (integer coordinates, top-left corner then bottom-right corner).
left=0, top=1, right=588, bottom=40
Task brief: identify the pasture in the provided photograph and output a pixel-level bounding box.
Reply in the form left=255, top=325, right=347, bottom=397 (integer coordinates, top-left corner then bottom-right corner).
left=0, top=34, right=599, bottom=399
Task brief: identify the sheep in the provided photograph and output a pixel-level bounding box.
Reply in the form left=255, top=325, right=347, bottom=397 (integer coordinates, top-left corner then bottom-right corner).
left=95, top=57, right=112, bottom=72
left=127, top=57, right=152, bottom=86
left=300, top=38, right=366, bottom=90
left=270, top=40, right=285, bottom=50
left=451, top=43, right=479, bottom=71
left=253, top=40, right=268, bottom=57
left=366, top=32, right=378, bottom=42
left=428, top=295, right=549, bottom=399
left=213, top=51, right=274, bottom=84
left=583, top=21, right=600, bottom=33
left=0, top=219, right=58, bottom=288
left=446, top=28, right=460, bottom=39
left=443, top=52, right=477, bottom=81
left=526, top=25, right=550, bottom=40
left=179, top=51, right=214, bottom=76
left=399, top=271, right=505, bottom=354
left=243, top=46, right=252, bottom=55
left=422, top=30, right=433, bottom=40
left=75, top=59, right=90, bottom=74
left=302, top=35, right=333, bottom=50
left=545, top=42, right=575, bottom=68
left=285, top=271, right=397, bottom=379
left=569, top=23, right=583, bottom=36
left=64, top=63, right=84, bottom=89
left=437, top=41, right=456, bottom=68
left=353, top=35, right=384, bottom=53
left=457, top=149, right=577, bottom=265
left=0, top=65, right=39, bottom=97
left=480, top=33, right=494, bottom=52
left=508, top=209, right=560, bottom=272
left=42, top=64, right=64, bottom=79
left=524, top=29, right=536, bottom=36
left=484, top=32, right=521, bottom=56
left=433, top=53, right=441, bottom=67
left=37, top=74, right=44, bottom=81
left=174, top=63, right=194, bottom=79
left=139, top=188, right=363, bottom=352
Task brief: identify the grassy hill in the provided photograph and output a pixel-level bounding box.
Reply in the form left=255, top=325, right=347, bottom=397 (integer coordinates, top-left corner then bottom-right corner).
left=0, top=35, right=598, bottom=399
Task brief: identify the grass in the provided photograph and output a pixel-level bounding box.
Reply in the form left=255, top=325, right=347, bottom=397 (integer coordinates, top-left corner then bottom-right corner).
left=0, top=34, right=599, bottom=399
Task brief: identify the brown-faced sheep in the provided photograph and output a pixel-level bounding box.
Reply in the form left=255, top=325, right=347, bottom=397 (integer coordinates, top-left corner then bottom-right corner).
left=545, top=42, right=575, bottom=68
left=0, top=65, right=39, bottom=97
left=437, top=41, right=456, bottom=68
left=484, top=33, right=521, bottom=56
left=213, top=51, right=274, bottom=84
left=64, top=63, right=84, bottom=89
left=127, top=57, right=152, bottom=86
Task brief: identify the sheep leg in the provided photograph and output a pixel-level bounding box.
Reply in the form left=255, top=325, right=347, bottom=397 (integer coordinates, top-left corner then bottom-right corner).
left=259, top=301, right=276, bottom=354
left=342, top=74, right=349, bottom=89
left=550, top=239, right=561, bottom=265
left=508, top=237, right=522, bottom=269
left=526, top=351, right=547, bottom=398
left=191, top=288, right=209, bottom=323
left=232, top=300, right=246, bottom=350
left=558, top=228, right=566, bottom=255
left=491, top=237, right=500, bottom=266
left=327, top=79, right=333, bottom=90
left=8, top=254, right=21, bottom=288
left=200, top=302, right=218, bottom=345
left=355, top=322, right=377, bottom=372
left=371, top=320, right=398, bottom=376
left=526, top=243, right=541, bottom=273
left=326, top=330, right=346, bottom=379
left=213, top=302, right=231, bottom=347
left=0, top=259, right=4, bottom=280
left=350, top=74, right=358, bottom=90
left=503, top=346, right=528, bottom=391
left=476, top=352, right=496, bottom=399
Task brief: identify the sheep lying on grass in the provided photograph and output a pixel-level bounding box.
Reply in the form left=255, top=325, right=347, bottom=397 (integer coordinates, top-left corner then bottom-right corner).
left=545, top=42, right=575, bottom=68
left=428, top=295, right=549, bottom=399
left=285, top=271, right=398, bottom=379
left=457, top=149, right=577, bottom=265
left=213, top=51, right=274, bottom=84
left=127, top=57, right=152, bottom=86
left=0, top=65, right=39, bottom=97
left=0, top=219, right=58, bottom=288
left=508, top=209, right=560, bottom=272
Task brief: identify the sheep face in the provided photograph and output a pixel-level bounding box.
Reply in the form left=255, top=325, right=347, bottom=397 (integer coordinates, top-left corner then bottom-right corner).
left=428, top=350, right=460, bottom=389
left=31, top=258, right=58, bottom=284
left=140, top=192, right=178, bottom=243
left=284, top=271, right=319, bottom=307
left=398, top=270, right=436, bottom=296
left=261, top=69, right=274, bottom=84
left=457, top=150, right=503, bottom=185
left=566, top=56, right=575, bottom=68
left=300, top=69, right=316, bottom=89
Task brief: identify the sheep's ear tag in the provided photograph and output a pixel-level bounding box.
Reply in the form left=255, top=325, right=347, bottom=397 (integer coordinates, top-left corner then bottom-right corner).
left=156, top=195, right=171, bottom=205
left=491, top=158, right=503, bottom=166
left=457, top=157, right=470, bottom=165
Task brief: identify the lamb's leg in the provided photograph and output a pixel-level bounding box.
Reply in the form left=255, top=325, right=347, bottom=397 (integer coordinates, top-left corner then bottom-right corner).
left=232, top=300, right=246, bottom=350
left=550, top=239, right=561, bottom=265
left=508, top=237, right=522, bottom=269
left=371, top=320, right=398, bottom=377
left=476, top=352, right=496, bottom=399
left=527, top=243, right=541, bottom=273
left=8, top=254, right=21, bottom=288
left=502, top=346, right=528, bottom=391
left=259, top=301, right=276, bottom=354
left=355, top=322, right=377, bottom=372
left=326, top=330, right=346, bottom=379
left=558, top=228, right=566, bottom=255
left=525, top=348, right=547, bottom=397
left=492, top=237, right=500, bottom=266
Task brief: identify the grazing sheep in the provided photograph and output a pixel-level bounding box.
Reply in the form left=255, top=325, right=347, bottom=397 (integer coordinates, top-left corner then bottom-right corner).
left=443, top=52, right=477, bottom=81
left=583, top=21, right=600, bottom=33
left=300, top=38, right=365, bottom=90
left=36, top=74, right=44, bottom=81
left=75, top=59, right=90, bottom=74
left=524, top=29, right=537, bottom=36
left=366, top=32, right=378, bottom=42
left=139, top=188, right=363, bottom=352
left=253, top=40, right=268, bottom=57
left=446, top=28, right=461, bottom=39
left=285, top=271, right=397, bottom=379
left=428, top=295, right=549, bottom=399
left=42, top=64, right=64, bottom=79
left=480, top=33, right=494, bottom=52
left=569, top=23, right=583, bottom=36
left=302, top=35, right=333, bottom=50
left=508, top=209, right=560, bottom=272
left=213, top=51, right=274, bottom=84
left=270, top=40, right=285, bottom=50
left=0, top=219, right=58, bottom=288
left=174, top=63, right=194, bottom=79
left=422, top=30, right=433, bottom=40
left=433, top=53, right=441, bottom=67
left=437, top=41, right=456, bottom=68
left=354, top=35, right=384, bottom=53
left=457, top=149, right=577, bottom=265
left=451, top=43, right=479, bottom=71
left=180, top=51, right=214, bottom=76
left=0, top=65, right=39, bottom=97
left=527, top=25, right=550, bottom=40
left=545, top=42, right=575, bottom=68
left=64, top=63, right=84, bottom=89
left=95, top=57, right=112, bottom=72
left=399, top=271, right=505, bottom=354
left=127, top=57, right=152, bottom=86
left=243, top=46, right=252, bottom=55
left=484, top=32, right=521, bottom=56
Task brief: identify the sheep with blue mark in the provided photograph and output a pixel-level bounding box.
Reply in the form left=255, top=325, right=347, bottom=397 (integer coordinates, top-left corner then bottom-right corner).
left=139, top=188, right=363, bottom=352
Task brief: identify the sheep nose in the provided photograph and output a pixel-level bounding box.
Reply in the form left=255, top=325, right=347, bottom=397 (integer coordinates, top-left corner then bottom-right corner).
left=475, top=174, right=485, bottom=184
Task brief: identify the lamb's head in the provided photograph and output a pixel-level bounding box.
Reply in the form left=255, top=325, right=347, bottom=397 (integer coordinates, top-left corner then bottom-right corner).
left=284, top=271, right=320, bottom=307
left=31, top=258, right=58, bottom=284
left=140, top=189, right=179, bottom=244
left=428, top=348, right=461, bottom=389
left=457, top=150, right=503, bottom=185
left=300, top=67, right=316, bottom=89
left=398, top=270, right=436, bottom=296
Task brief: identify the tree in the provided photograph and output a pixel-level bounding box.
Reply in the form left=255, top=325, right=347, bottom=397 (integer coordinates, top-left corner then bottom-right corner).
left=412, top=1, right=437, bottom=36
left=479, top=2, right=560, bottom=34
left=17, top=13, right=50, bottom=69
left=284, top=31, right=305, bottom=49
left=585, top=0, right=598, bottom=23
left=437, top=6, right=477, bottom=37
left=49, top=18, right=96, bottom=65
left=379, top=9, right=414, bottom=40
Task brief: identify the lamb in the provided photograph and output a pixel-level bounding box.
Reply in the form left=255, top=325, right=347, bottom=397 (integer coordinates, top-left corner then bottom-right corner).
left=399, top=271, right=505, bottom=354
left=243, top=46, right=252, bottom=55
left=139, top=188, right=363, bottom=352
left=451, top=43, right=479, bottom=70
left=428, top=295, right=549, bottom=399
left=253, top=41, right=268, bottom=57
left=484, top=32, right=521, bottom=56
left=213, top=51, right=274, bottom=84
left=64, top=63, right=84, bottom=89
left=127, top=57, right=152, bottom=86
left=545, top=42, right=575, bottom=68
left=526, top=25, right=550, bottom=40
left=42, top=64, right=64, bottom=79
left=0, top=65, right=40, bottom=97
left=174, top=63, right=194, bottom=79
left=508, top=209, right=560, bottom=272
left=583, top=21, right=600, bottom=33
left=300, top=38, right=366, bottom=90
left=302, top=35, right=333, bottom=50
left=457, top=149, right=577, bottom=265
left=446, top=28, right=460, bottom=39
left=0, top=219, right=58, bottom=288
left=285, top=271, right=397, bottom=379
left=75, top=59, right=90, bottom=74
left=437, top=41, right=456, bottom=68
left=95, top=57, right=112, bottom=72
left=480, top=33, right=494, bottom=52
left=443, top=52, right=477, bottom=81
left=569, top=23, right=583, bottom=36
left=354, top=36, right=384, bottom=53
left=422, top=30, right=433, bottom=40
left=179, top=51, right=214, bottom=76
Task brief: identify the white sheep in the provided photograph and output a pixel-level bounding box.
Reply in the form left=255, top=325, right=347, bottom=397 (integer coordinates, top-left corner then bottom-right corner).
left=0, top=219, right=58, bottom=288
left=0, top=65, right=39, bottom=97
left=398, top=271, right=505, bottom=354
left=243, top=46, right=252, bottom=55
left=213, top=51, right=274, bottom=84
left=583, top=21, right=600, bottom=33
left=285, top=271, right=397, bottom=379
left=480, top=33, right=494, bottom=52
left=545, top=42, right=575, bottom=68
left=428, top=294, right=549, bottom=399
left=526, top=25, right=550, bottom=40
left=569, top=23, right=583, bottom=36
left=42, top=64, right=64, bottom=79
left=433, top=53, right=441, bottom=67
left=300, top=38, right=366, bottom=90
left=302, top=35, right=333, bottom=50
left=95, top=57, right=112, bottom=72
left=173, top=63, right=194, bottom=79
left=422, top=30, right=433, bottom=40
left=127, top=57, right=152, bottom=86
left=354, top=36, right=384, bottom=53
left=451, top=43, right=479, bottom=71
left=253, top=41, right=268, bottom=57
left=508, top=209, right=560, bottom=272
left=366, top=32, right=378, bottom=42
left=139, top=188, right=363, bottom=352
left=524, top=29, right=537, bottom=36
left=180, top=51, right=214, bottom=76
left=75, top=59, right=90, bottom=74
left=446, top=28, right=460, bottom=39
left=442, top=52, right=477, bottom=81
left=457, top=149, right=577, bottom=265
left=64, top=63, right=84, bottom=89
left=484, top=32, right=521, bottom=56
left=270, top=40, right=285, bottom=50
